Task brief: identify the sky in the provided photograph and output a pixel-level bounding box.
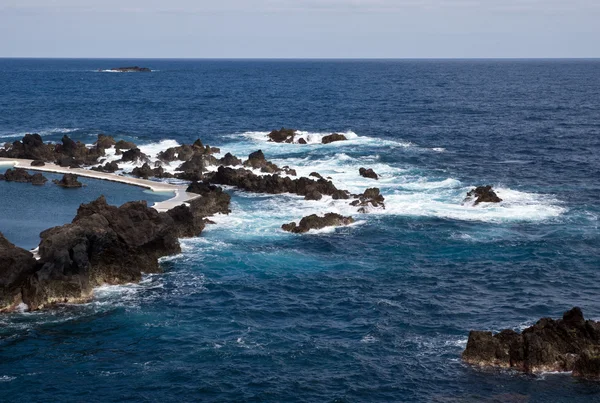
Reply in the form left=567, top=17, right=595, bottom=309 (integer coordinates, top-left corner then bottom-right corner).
left=1, top=0, right=599, bottom=58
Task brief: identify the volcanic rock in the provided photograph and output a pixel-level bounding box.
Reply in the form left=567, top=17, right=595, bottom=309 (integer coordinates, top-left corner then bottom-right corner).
left=282, top=213, right=355, bottom=234
left=465, top=185, right=502, bottom=205
left=0, top=168, right=48, bottom=185
left=91, top=161, right=120, bottom=173
left=350, top=188, right=385, bottom=211
left=0, top=233, right=38, bottom=311
left=243, top=150, right=281, bottom=174
left=115, top=140, right=137, bottom=151
left=268, top=128, right=296, bottom=143
left=109, top=66, right=151, bottom=72
left=120, top=148, right=149, bottom=163
left=359, top=167, right=379, bottom=180
left=31, top=160, right=45, bottom=167
left=95, top=134, right=116, bottom=149
left=218, top=152, right=242, bottom=166
left=53, top=173, right=83, bottom=188
left=321, top=133, right=347, bottom=144
left=462, top=307, right=600, bottom=378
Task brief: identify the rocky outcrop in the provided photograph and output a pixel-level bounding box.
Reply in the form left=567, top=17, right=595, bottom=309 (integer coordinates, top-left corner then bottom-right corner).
left=350, top=188, right=385, bottom=212
left=91, top=161, right=120, bottom=173
left=465, top=185, right=502, bottom=205
left=218, top=152, right=242, bottom=166
left=53, top=174, right=83, bottom=188
left=120, top=148, right=149, bottom=163
left=157, top=139, right=219, bottom=163
left=322, top=133, right=347, bottom=144
left=243, top=150, right=281, bottom=174
left=359, top=167, right=379, bottom=180
left=282, top=213, right=355, bottom=234
left=31, top=160, right=46, bottom=167
left=0, top=133, right=55, bottom=161
left=109, top=66, right=151, bottom=72
left=205, top=166, right=340, bottom=198
left=462, top=308, right=600, bottom=379
left=0, top=168, right=48, bottom=185
left=115, top=140, right=137, bottom=151
left=186, top=182, right=232, bottom=216
left=0, top=233, right=38, bottom=312
left=95, top=134, right=116, bottom=149
left=298, top=138, right=307, bottom=144
left=131, top=163, right=173, bottom=179
left=268, top=128, right=296, bottom=143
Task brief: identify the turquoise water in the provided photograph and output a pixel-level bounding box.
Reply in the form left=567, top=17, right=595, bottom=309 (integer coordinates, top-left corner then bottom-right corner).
left=0, top=59, right=599, bottom=402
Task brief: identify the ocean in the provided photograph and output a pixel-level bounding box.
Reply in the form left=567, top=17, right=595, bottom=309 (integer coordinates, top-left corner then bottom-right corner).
left=0, top=59, right=599, bottom=402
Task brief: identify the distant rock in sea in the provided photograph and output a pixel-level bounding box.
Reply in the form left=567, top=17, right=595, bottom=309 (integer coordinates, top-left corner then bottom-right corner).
left=104, top=66, right=151, bottom=72
left=282, top=213, right=355, bottom=234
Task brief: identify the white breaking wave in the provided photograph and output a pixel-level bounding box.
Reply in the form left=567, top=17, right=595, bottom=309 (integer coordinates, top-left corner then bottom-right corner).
left=0, top=128, right=81, bottom=139
left=232, top=130, right=413, bottom=148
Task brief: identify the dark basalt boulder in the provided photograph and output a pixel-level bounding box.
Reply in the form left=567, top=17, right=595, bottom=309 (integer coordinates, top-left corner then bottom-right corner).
left=282, top=213, right=355, bottom=234
left=218, top=152, right=242, bottom=166
left=282, top=166, right=297, bottom=176
left=309, top=172, right=323, bottom=180
left=322, top=133, right=347, bottom=144
left=91, top=161, right=120, bottom=173
left=55, top=135, right=105, bottom=166
left=56, top=155, right=80, bottom=168
left=110, top=66, right=151, bottom=72
left=304, top=190, right=323, bottom=201
left=186, top=182, right=232, bottom=216
left=332, top=190, right=351, bottom=200
left=157, top=140, right=219, bottom=163
left=350, top=188, right=385, bottom=211
left=465, top=185, right=502, bottom=205
left=359, top=167, right=379, bottom=180
left=462, top=307, right=600, bottom=378
left=31, top=160, right=45, bottom=167
left=115, top=140, right=137, bottom=151
left=298, top=138, right=307, bottom=145
left=0, top=168, right=48, bottom=185
left=205, top=166, right=341, bottom=199
left=120, top=148, right=149, bottom=163
left=21, top=196, right=180, bottom=310
left=243, top=150, right=281, bottom=174
left=268, top=128, right=296, bottom=143
left=131, top=163, right=173, bottom=179
left=0, top=133, right=56, bottom=161
left=95, top=134, right=116, bottom=149
left=53, top=174, right=83, bottom=188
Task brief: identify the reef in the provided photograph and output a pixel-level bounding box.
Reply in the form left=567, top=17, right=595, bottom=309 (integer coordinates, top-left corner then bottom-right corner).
left=462, top=308, right=600, bottom=379
left=282, top=213, right=355, bottom=234
left=465, top=185, right=502, bottom=205
left=0, top=168, right=47, bottom=186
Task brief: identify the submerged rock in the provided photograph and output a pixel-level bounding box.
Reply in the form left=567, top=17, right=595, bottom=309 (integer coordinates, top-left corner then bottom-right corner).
left=268, top=128, right=296, bottom=143
left=321, top=133, right=347, bottom=144
left=53, top=173, right=83, bottom=188
left=359, top=167, right=379, bottom=180
left=282, top=213, right=355, bottom=234
left=462, top=307, right=600, bottom=379
left=0, top=168, right=48, bottom=185
left=465, top=185, right=502, bottom=205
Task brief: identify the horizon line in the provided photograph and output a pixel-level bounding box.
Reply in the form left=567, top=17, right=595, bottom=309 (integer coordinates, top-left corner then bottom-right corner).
left=1, top=57, right=600, bottom=61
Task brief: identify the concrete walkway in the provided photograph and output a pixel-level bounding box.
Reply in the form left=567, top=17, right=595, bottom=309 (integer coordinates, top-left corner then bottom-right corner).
left=0, top=157, right=200, bottom=211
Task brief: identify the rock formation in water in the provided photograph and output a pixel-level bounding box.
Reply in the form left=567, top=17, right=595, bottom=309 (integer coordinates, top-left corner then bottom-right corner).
left=131, top=163, right=173, bottom=179
left=218, top=152, right=242, bottom=166
left=359, top=167, right=379, bottom=180
left=350, top=188, right=385, bottom=212
left=0, top=168, right=48, bottom=185
left=0, top=183, right=231, bottom=312
left=107, top=66, right=151, bottom=73
left=53, top=173, right=83, bottom=188
left=268, top=128, right=297, bottom=143
left=462, top=307, right=600, bottom=379
left=120, top=148, right=149, bottom=164
left=321, top=133, right=347, bottom=144
left=465, top=185, right=502, bottom=205
left=91, top=161, right=120, bottom=173
left=282, top=213, right=355, bottom=234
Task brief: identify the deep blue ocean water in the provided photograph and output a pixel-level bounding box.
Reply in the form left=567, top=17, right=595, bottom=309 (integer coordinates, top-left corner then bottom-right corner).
left=0, top=59, right=599, bottom=402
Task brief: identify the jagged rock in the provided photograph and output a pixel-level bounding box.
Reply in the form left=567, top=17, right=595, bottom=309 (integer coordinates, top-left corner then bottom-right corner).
left=186, top=182, right=232, bottom=216
left=115, top=140, right=137, bottom=151
left=0, top=168, right=47, bottom=185
left=91, top=161, right=120, bottom=173
left=131, top=163, right=172, bottom=179
left=218, top=152, right=242, bottom=166
left=31, top=160, right=45, bottom=167
left=120, top=148, right=149, bottom=163
left=462, top=307, right=600, bottom=378
left=243, top=150, right=281, bottom=174
left=282, top=166, right=297, bottom=176
left=56, top=155, right=80, bottom=168
left=109, top=66, right=151, bottom=72
left=53, top=174, right=83, bottom=188
left=359, top=167, right=379, bottom=180
left=0, top=233, right=38, bottom=311
left=465, top=185, right=502, bottom=205
left=322, top=133, right=347, bottom=144
left=0, top=133, right=55, bottom=161
left=298, top=138, right=307, bottom=145
left=309, top=172, right=323, bottom=180
left=22, top=197, right=179, bottom=310
left=95, top=134, right=116, bottom=149
left=332, top=190, right=351, bottom=200
left=282, top=213, right=355, bottom=234
left=205, top=166, right=341, bottom=199
left=350, top=188, right=385, bottom=211
left=268, top=128, right=296, bottom=143
left=157, top=147, right=177, bottom=162
left=56, top=135, right=105, bottom=166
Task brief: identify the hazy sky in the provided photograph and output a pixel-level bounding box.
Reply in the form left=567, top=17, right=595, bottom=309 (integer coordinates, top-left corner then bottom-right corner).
left=1, top=0, right=598, bottom=58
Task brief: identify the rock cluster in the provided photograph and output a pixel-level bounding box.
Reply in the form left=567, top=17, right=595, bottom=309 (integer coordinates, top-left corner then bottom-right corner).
left=131, top=163, right=173, bottom=179
left=359, top=167, right=379, bottom=180
left=0, top=184, right=231, bottom=312
left=465, top=185, right=502, bottom=205
left=91, top=161, right=120, bottom=173
left=0, top=168, right=48, bottom=185
left=268, top=128, right=296, bottom=143
left=350, top=188, right=386, bottom=212
left=282, top=213, right=355, bottom=234
left=53, top=174, right=83, bottom=188
left=462, top=308, right=600, bottom=379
